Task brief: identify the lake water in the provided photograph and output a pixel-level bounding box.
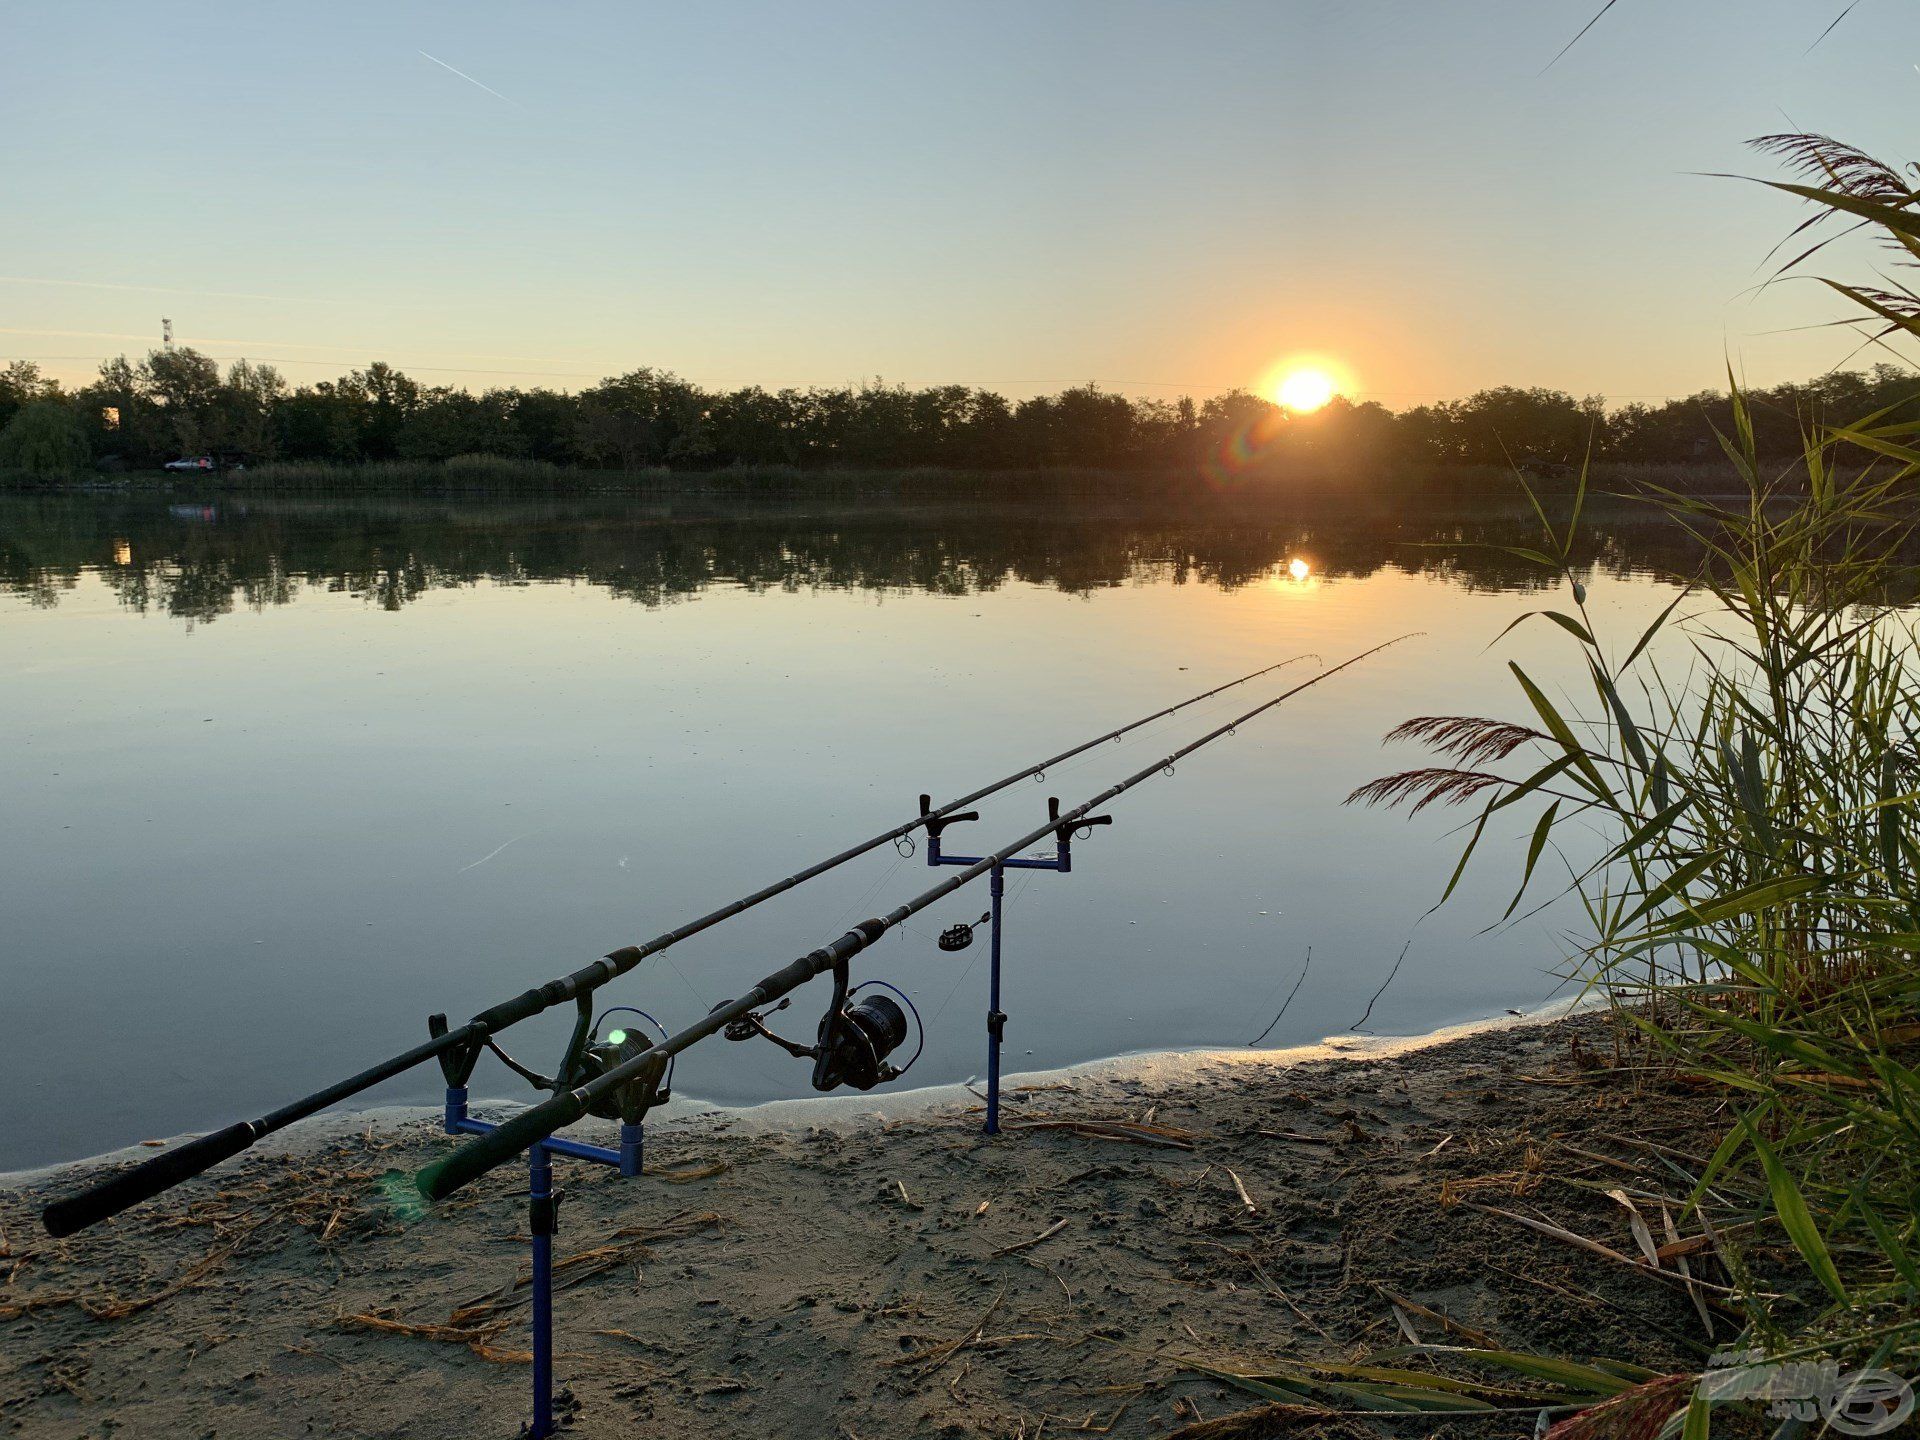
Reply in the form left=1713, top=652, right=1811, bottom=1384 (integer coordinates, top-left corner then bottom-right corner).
left=0, top=490, right=1698, bottom=1169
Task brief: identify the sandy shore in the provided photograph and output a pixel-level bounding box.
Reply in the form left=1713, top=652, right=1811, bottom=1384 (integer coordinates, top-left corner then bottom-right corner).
left=0, top=1013, right=1723, bottom=1439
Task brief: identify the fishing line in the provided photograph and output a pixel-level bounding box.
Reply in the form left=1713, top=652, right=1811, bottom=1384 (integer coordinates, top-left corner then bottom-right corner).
left=1349, top=941, right=1413, bottom=1032
left=925, top=928, right=988, bottom=1029
left=827, top=846, right=911, bottom=932
left=929, top=687, right=1295, bottom=1033
left=1046, top=660, right=1319, bottom=783
left=915, top=675, right=1297, bottom=1015
left=924, top=863, right=1040, bottom=1033
left=1247, top=946, right=1313, bottom=1047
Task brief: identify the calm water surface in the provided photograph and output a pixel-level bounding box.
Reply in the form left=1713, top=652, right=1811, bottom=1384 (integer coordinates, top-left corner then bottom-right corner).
left=1, top=492, right=1697, bottom=1168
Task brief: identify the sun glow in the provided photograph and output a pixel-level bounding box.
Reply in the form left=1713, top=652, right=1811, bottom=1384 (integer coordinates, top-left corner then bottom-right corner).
left=1268, top=556, right=1316, bottom=590
left=1274, top=367, right=1337, bottom=412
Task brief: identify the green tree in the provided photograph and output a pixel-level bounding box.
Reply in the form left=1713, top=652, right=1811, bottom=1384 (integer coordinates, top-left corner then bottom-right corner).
left=78, top=356, right=157, bottom=464
left=215, top=359, right=286, bottom=459
left=0, top=400, right=91, bottom=476
left=335, top=361, right=422, bottom=459
left=139, top=347, right=224, bottom=456
left=0, top=360, right=59, bottom=433
left=576, top=369, right=710, bottom=467
left=513, top=388, right=579, bottom=465
left=398, top=387, right=486, bottom=461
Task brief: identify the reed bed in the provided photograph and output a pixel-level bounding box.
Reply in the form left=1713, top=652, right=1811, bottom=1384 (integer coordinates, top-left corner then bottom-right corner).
left=1339, top=476, right=1920, bottom=1425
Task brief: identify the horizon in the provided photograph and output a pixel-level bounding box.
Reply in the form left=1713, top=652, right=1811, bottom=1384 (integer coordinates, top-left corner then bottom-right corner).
left=6, top=2, right=1917, bottom=404
left=15, top=340, right=1916, bottom=417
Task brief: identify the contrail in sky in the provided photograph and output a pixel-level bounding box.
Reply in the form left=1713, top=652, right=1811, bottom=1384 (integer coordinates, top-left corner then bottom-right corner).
left=419, top=50, right=515, bottom=104
left=0, top=275, right=344, bottom=305
left=0, top=326, right=610, bottom=367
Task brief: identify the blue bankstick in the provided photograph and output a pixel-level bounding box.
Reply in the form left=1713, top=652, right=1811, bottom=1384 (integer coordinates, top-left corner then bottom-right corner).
left=444, top=1087, right=644, bottom=1438
left=921, top=794, right=1111, bottom=1134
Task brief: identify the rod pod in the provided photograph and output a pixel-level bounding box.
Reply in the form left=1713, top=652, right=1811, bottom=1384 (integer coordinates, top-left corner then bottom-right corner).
left=417, top=637, right=1408, bottom=1202
left=42, top=655, right=1317, bottom=1238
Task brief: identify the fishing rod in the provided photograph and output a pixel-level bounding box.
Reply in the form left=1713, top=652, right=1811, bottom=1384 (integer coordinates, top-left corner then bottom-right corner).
left=415, top=636, right=1408, bottom=1203
left=41, top=653, right=1314, bottom=1239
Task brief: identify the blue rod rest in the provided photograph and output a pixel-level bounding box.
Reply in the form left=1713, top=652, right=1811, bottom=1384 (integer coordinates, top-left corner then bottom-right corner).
left=925, top=795, right=1107, bottom=1134
left=529, top=1143, right=555, bottom=1439
left=441, top=1086, right=637, bottom=1438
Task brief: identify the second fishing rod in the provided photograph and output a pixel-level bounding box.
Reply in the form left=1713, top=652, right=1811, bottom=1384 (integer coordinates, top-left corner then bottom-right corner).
left=41, top=653, right=1312, bottom=1239
left=416, top=636, right=1408, bottom=1202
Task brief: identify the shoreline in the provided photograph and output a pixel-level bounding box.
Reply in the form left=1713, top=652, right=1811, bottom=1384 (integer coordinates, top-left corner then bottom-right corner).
left=4, top=457, right=1751, bottom=501
left=0, top=998, right=1593, bottom=1186
left=0, top=1003, right=1728, bottom=1440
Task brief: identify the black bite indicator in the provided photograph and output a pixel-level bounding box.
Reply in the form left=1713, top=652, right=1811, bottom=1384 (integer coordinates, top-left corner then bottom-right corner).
left=938, top=912, right=991, bottom=951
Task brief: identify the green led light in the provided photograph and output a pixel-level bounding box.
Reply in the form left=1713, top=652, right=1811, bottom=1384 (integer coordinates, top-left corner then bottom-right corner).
left=606, top=1029, right=627, bottom=1045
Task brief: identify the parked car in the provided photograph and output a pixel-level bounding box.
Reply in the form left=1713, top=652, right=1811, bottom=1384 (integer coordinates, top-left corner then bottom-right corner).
left=162, top=452, right=248, bottom=474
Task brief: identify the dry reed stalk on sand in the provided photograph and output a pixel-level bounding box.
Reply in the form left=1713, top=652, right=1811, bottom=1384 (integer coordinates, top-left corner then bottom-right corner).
left=1365, top=1284, right=1498, bottom=1348
left=990, top=1218, right=1069, bottom=1258
left=444, top=1210, right=726, bottom=1324
left=1165, top=1402, right=1340, bottom=1438
left=651, top=1160, right=728, bottom=1184
left=997, top=1118, right=1197, bottom=1150
left=885, top=1287, right=1007, bottom=1371
left=1457, top=1202, right=1744, bottom=1302
left=333, top=1309, right=530, bottom=1363
left=3, top=1218, right=268, bottom=1323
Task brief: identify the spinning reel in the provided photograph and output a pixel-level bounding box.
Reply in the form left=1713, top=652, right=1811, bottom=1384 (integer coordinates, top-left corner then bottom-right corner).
left=721, top=957, right=923, bottom=1093
left=575, top=1008, right=675, bottom=1121
left=431, top=995, right=676, bottom=1126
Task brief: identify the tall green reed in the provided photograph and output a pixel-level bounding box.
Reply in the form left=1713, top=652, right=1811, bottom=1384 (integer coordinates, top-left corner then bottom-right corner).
left=1170, top=129, right=1920, bottom=1440
left=1348, top=134, right=1920, bottom=1391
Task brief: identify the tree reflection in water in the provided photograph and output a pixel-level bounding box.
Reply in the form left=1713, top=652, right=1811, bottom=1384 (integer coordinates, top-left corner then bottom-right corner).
left=0, top=492, right=1711, bottom=626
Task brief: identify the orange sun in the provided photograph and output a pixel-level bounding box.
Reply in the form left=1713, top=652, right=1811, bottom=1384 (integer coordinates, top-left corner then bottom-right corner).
left=1274, top=367, right=1337, bottom=412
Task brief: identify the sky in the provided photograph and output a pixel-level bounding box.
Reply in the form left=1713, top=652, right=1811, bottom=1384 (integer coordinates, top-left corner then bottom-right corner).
left=3, top=1, right=1918, bottom=407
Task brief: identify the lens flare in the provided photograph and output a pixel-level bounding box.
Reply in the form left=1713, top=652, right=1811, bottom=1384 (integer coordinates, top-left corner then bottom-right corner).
left=1198, top=357, right=1353, bottom=490
left=607, top=1029, right=627, bottom=1045
left=378, top=1168, right=429, bottom=1223
left=1287, top=558, right=1311, bottom=581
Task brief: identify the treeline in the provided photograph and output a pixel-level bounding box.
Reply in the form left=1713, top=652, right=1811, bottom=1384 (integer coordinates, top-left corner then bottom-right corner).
left=4, top=350, right=1918, bottom=480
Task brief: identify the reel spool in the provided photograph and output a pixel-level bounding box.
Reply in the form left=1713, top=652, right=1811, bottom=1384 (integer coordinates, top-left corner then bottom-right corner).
left=811, top=981, right=921, bottom=1092
left=721, top=971, right=923, bottom=1094
left=577, top=1008, right=674, bottom=1120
